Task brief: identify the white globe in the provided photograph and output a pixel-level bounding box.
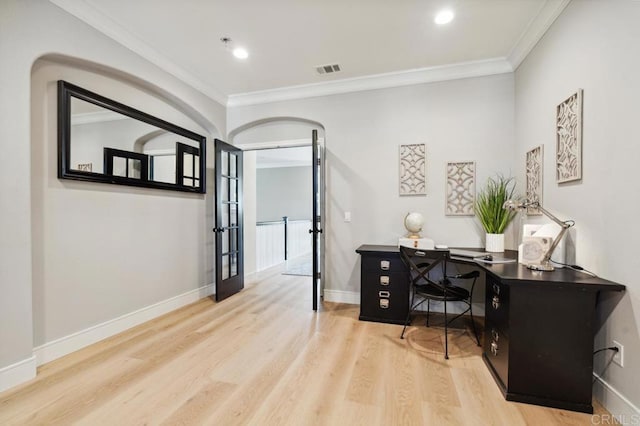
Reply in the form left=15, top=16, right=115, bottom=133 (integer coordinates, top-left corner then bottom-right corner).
left=404, top=212, right=424, bottom=236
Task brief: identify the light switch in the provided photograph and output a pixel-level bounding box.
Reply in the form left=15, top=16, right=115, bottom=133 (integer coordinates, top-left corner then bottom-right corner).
left=344, top=211, right=351, bottom=222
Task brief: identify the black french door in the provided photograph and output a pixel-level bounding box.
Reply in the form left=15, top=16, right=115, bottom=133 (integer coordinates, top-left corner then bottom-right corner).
left=214, top=139, right=244, bottom=301
left=311, top=130, right=324, bottom=310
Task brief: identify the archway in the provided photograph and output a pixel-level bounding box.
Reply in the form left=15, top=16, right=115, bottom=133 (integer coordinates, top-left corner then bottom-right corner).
left=227, top=117, right=326, bottom=309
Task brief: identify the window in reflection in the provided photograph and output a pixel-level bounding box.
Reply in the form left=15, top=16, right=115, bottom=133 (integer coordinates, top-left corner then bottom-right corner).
left=60, top=80, right=206, bottom=193
left=104, top=148, right=148, bottom=180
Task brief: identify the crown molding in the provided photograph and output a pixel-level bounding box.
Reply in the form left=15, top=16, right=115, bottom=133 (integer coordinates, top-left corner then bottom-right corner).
left=49, top=0, right=228, bottom=106
left=227, top=58, right=513, bottom=107
left=507, top=0, right=571, bottom=70
left=50, top=0, right=566, bottom=109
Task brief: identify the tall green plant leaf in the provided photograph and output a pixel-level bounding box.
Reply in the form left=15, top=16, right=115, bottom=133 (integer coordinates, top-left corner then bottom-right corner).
left=474, top=175, right=518, bottom=234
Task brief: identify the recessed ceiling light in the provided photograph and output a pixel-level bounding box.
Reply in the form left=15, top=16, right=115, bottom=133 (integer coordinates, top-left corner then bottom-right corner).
left=434, top=9, right=454, bottom=25
left=233, top=47, right=249, bottom=59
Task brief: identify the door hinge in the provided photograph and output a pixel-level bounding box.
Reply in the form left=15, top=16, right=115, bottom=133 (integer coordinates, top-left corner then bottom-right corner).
left=316, top=272, right=321, bottom=279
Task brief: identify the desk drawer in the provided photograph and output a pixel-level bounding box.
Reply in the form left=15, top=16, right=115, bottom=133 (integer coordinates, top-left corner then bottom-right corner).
left=361, top=255, right=405, bottom=273
left=485, top=276, right=509, bottom=335
left=360, top=283, right=408, bottom=323
left=361, top=271, right=407, bottom=290
left=484, top=321, right=509, bottom=388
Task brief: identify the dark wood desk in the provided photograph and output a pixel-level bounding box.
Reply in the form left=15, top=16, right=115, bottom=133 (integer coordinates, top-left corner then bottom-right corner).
left=355, top=244, right=625, bottom=414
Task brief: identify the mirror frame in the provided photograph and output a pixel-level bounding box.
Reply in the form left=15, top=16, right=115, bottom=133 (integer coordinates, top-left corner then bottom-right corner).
left=58, top=80, right=206, bottom=193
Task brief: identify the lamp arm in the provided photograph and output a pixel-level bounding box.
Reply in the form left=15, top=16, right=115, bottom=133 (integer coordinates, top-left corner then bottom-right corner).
left=528, top=202, right=566, bottom=228
left=525, top=200, right=573, bottom=266
left=541, top=224, right=570, bottom=265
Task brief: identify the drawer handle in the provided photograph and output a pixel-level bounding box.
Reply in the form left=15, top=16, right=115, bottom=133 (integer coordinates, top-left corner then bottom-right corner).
left=492, top=295, right=500, bottom=310
left=380, top=260, right=391, bottom=270
left=380, top=276, right=390, bottom=285
left=378, top=290, right=390, bottom=298
left=379, top=299, right=389, bottom=309
left=492, top=283, right=500, bottom=295
left=491, top=329, right=499, bottom=342
left=491, top=341, right=499, bottom=356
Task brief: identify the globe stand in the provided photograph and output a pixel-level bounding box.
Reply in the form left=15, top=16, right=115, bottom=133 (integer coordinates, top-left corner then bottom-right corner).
left=399, top=212, right=435, bottom=250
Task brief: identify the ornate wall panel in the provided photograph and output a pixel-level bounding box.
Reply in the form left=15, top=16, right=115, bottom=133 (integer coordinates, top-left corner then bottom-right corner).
left=446, top=161, right=475, bottom=216
left=556, top=89, right=583, bottom=183
left=399, top=144, right=426, bottom=195
left=526, top=145, right=543, bottom=215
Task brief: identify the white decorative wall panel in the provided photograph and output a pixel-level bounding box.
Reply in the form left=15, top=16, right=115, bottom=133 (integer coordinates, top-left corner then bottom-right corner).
left=287, top=220, right=312, bottom=259
left=526, top=145, right=543, bottom=215
left=255, top=220, right=312, bottom=272
left=399, top=144, right=426, bottom=195
left=556, top=89, right=583, bottom=183
left=446, top=161, right=475, bottom=216
left=256, top=222, right=285, bottom=272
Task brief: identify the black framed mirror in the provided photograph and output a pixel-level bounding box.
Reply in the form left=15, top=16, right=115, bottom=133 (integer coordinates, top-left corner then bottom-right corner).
left=58, top=80, right=206, bottom=193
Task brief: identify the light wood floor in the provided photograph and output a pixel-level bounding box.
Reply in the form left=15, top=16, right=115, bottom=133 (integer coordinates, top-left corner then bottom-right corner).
left=0, top=267, right=612, bottom=425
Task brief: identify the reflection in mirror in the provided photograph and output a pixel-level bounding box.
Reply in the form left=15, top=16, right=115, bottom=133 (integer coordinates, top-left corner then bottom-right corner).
left=59, top=80, right=206, bottom=193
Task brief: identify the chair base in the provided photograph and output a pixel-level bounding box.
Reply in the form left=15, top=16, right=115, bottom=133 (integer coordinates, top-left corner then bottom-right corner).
left=400, top=312, right=482, bottom=357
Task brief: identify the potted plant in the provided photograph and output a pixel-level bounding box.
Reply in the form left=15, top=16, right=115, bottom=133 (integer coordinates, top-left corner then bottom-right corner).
left=474, top=175, right=518, bottom=252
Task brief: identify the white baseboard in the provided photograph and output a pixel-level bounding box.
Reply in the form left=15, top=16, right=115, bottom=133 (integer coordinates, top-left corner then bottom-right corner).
left=323, top=289, right=359, bottom=305
left=593, top=373, right=640, bottom=424
left=33, top=284, right=214, bottom=366
left=0, top=355, right=36, bottom=393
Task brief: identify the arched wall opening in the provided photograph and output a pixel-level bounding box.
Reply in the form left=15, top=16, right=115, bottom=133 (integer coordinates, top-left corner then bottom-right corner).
left=29, top=54, right=221, bottom=364
left=226, top=117, right=325, bottom=287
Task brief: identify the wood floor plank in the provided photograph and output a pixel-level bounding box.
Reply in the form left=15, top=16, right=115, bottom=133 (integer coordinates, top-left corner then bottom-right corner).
left=0, top=264, right=616, bottom=425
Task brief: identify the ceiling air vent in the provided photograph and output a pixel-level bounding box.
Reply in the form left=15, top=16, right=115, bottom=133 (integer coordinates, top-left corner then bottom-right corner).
left=315, top=63, right=341, bottom=75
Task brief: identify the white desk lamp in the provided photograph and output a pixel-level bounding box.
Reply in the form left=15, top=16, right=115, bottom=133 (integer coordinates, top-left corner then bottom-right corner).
left=503, top=200, right=574, bottom=271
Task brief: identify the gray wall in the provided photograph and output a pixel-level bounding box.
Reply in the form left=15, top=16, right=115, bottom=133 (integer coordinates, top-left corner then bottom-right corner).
left=0, top=0, right=225, bottom=388
left=257, top=167, right=311, bottom=222
left=228, top=73, right=516, bottom=300
left=514, top=0, right=640, bottom=414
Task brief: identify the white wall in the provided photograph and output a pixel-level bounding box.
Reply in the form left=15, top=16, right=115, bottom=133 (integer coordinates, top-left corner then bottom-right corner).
left=0, top=0, right=225, bottom=390
left=257, top=166, right=311, bottom=222
left=228, top=73, right=515, bottom=300
left=514, top=0, right=640, bottom=416
left=243, top=151, right=257, bottom=276
left=31, top=59, right=210, bottom=346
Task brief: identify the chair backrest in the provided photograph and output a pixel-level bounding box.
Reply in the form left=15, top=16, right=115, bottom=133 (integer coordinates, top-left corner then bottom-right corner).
left=399, top=246, right=450, bottom=287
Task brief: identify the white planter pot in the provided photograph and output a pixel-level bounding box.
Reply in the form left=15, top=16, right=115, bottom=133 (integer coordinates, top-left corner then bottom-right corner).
left=485, top=233, right=505, bottom=253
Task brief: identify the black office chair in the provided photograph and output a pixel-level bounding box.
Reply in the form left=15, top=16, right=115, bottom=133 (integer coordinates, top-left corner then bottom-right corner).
left=399, top=246, right=481, bottom=359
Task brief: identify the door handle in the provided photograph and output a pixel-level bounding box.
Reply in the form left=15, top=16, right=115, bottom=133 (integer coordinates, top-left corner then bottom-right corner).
left=212, top=227, right=224, bottom=233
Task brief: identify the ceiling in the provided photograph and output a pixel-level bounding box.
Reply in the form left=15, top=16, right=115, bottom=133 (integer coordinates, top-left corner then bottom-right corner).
left=50, top=0, right=570, bottom=105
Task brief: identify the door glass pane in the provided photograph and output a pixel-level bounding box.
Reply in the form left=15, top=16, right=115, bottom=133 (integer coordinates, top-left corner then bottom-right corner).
left=222, top=204, right=230, bottom=227
left=230, top=204, right=237, bottom=226
left=129, top=159, right=141, bottom=179
left=221, top=177, right=229, bottom=202
left=230, top=153, right=237, bottom=178
left=113, top=157, right=126, bottom=176
left=183, top=178, right=193, bottom=186
left=183, top=153, right=193, bottom=177
left=222, top=254, right=230, bottom=280
left=230, top=253, right=238, bottom=277
left=230, top=179, right=237, bottom=202
left=222, top=229, right=229, bottom=253
left=194, top=156, right=200, bottom=179
left=231, top=228, right=237, bottom=251
left=221, top=151, right=228, bottom=175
